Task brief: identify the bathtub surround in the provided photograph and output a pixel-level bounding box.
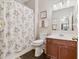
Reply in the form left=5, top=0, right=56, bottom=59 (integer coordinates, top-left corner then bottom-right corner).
left=0, top=0, right=34, bottom=59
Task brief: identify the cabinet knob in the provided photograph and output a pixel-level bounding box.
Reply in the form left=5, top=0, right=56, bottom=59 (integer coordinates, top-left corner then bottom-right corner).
left=72, top=44, right=74, bottom=46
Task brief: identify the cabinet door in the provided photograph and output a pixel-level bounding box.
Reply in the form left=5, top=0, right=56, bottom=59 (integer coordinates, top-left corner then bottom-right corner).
left=46, top=44, right=58, bottom=59
left=58, top=46, right=68, bottom=59
left=46, top=40, right=58, bottom=59
left=59, top=46, right=77, bottom=59
left=68, top=46, right=77, bottom=59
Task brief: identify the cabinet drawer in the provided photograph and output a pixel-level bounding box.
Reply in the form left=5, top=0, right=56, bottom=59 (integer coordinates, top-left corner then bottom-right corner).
left=46, top=38, right=77, bottom=47
left=66, top=41, right=77, bottom=47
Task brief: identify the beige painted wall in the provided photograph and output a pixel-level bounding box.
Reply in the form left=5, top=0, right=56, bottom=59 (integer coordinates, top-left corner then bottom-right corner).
left=35, top=0, right=39, bottom=39
left=24, top=0, right=35, bottom=11
left=38, top=0, right=52, bottom=36
left=24, top=0, right=77, bottom=39
left=38, top=0, right=77, bottom=36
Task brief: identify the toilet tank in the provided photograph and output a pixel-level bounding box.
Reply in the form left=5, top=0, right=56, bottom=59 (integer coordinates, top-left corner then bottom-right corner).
left=39, top=32, right=47, bottom=40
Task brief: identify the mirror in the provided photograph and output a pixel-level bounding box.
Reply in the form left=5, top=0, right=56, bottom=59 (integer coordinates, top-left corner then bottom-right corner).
left=52, top=15, right=73, bottom=31
left=51, top=7, right=75, bottom=31
left=61, top=17, right=69, bottom=31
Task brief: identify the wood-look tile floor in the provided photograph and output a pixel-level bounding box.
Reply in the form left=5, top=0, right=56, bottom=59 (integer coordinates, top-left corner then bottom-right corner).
left=21, top=50, right=49, bottom=59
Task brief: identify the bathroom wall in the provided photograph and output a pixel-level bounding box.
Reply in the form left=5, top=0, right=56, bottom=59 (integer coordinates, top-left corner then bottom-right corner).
left=0, top=0, right=35, bottom=59
left=34, top=0, right=39, bottom=39
left=38, top=0, right=52, bottom=37
left=24, top=0, right=35, bottom=11
left=38, top=0, right=77, bottom=37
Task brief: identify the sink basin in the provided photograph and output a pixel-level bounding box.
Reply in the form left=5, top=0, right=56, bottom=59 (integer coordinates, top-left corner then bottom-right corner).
left=46, top=31, right=77, bottom=41
left=59, top=33, right=64, bottom=36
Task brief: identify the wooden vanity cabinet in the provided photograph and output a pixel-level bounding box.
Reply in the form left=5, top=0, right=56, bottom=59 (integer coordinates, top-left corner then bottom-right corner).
left=46, top=38, right=77, bottom=59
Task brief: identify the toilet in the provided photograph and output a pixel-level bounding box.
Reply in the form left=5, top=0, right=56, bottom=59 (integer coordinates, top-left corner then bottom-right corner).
left=32, top=32, right=47, bottom=57
left=32, top=39, right=44, bottom=57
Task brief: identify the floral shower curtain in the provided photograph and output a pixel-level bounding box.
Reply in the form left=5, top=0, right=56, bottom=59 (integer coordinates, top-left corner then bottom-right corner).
left=0, top=0, right=35, bottom=59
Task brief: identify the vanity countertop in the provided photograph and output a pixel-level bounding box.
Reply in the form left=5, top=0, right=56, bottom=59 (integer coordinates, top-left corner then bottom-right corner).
left=46, top=31, right=77, bottom=41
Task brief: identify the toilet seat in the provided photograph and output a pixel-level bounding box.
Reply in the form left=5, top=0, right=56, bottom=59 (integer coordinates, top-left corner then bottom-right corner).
left=32, top=40, right=44, bottom=46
